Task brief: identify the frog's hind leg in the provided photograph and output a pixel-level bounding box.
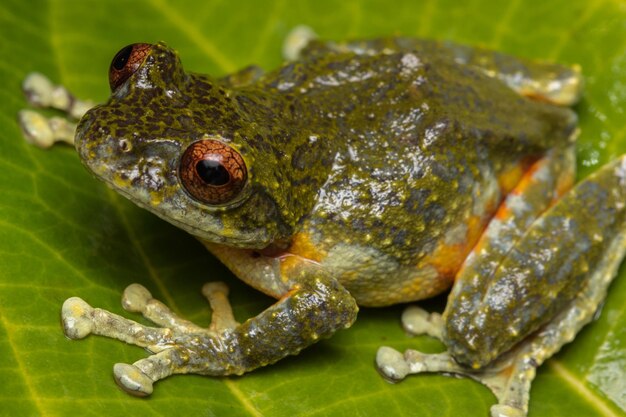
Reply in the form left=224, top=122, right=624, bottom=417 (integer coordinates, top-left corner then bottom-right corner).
left=379, top=219, right=626, bottom=417
left=433, top=41, right=583, bottom=106
left=18, top=72, right=94, bottom=148
left=378, top=155, right=626, bottom=416
left=379, top=38, right=583, bottom=105
left=379, top=147, right=575, bottom=414
left=291, top=34, right=583, bottom=106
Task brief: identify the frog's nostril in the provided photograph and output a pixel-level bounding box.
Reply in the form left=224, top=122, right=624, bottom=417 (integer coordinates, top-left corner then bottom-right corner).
left=119, top=138, right=132, bottom=153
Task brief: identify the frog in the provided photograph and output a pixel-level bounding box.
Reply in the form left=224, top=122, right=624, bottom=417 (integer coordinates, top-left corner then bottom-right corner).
left=18, top=29, right=626, bottom=417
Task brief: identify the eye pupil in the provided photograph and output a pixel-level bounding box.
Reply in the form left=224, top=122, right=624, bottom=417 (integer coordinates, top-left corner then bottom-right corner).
left=112, top=45, right=133, bottom=70
left=196, top=160, right=230, bottom=186
left=180, top=139, right=248, bottom=205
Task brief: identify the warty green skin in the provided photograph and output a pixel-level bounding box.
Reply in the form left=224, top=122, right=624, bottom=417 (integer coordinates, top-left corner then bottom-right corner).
left=77, top=41, right=575, bottom=254
left=75, top=38, right=605, bottom=375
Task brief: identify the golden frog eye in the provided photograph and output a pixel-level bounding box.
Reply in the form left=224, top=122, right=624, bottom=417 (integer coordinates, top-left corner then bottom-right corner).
left=108, top=43, right=151, bottom=91
left=180, top=140, right=248, bottom=205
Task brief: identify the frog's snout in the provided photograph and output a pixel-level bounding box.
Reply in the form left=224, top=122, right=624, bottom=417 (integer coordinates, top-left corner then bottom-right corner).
left=73, top=110, right=92, bottom=151
left=75, top=109, right=179, bottom=199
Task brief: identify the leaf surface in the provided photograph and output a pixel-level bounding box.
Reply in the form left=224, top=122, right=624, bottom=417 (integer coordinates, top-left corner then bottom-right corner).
left=1, top=0, right=625, bottom=416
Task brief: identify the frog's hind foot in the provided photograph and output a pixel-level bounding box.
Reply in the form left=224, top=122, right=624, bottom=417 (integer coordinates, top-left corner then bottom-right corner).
left=18, top=72, right=94, bottom=148
left=283, top=25, right=318, bottom=61
left=377, top=305, right=532, bottom=417
left=61, top=282, right=238, bottom=396
left=376, top=345, right=530, bottom=417
left=400, top=305, right=444, bottom=341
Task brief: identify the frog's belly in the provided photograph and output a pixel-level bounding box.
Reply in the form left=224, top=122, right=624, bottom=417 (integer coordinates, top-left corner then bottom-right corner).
left=319, top=242, right=451, bottom=306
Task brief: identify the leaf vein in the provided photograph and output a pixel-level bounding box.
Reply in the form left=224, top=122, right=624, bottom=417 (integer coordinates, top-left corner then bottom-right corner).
left=147, top=0, right=237, bottom=73
left=548, top=360, right=621, bottom=417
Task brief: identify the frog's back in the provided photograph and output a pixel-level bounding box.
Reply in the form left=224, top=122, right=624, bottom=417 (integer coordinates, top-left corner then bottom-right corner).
left=260, top=46, right=577, bottom=306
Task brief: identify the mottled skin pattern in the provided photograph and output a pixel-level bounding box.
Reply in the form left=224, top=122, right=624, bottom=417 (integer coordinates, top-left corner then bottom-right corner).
left=65, top=37, right=626, bottom=414
left=78, top=40, right=576, bottom=303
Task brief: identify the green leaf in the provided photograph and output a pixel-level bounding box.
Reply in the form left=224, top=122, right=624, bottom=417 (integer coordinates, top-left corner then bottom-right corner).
left=1, top=0, right=625, bottom=416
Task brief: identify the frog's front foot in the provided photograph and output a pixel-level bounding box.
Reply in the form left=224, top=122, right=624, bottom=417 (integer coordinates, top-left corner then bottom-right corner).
left=62, top=275, right=358, bottom=396
left=61, top=282, right=239, bottom=396
left=18, top=72, right=94, bottom=148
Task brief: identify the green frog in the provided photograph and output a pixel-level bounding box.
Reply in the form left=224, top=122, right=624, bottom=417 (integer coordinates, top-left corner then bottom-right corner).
left=19, top=30, right=626, bottom=417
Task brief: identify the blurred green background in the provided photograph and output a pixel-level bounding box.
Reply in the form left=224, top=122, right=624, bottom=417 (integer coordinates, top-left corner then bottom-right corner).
left=1, top=0, right=625, bottom=416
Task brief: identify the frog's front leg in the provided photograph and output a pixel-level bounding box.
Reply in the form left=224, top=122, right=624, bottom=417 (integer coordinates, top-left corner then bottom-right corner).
left=378, top=155, right=626, bottom=417
left=62, top=259, right=358, bottom=396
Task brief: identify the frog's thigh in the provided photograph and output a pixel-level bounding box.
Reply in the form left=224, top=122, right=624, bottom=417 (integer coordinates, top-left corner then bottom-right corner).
left=379, top=155, right=626, bottom=417
left=443, top=146, right=575, bottom=361
left=383, top=147, right=574, bottom=375
left=401, top=147, right=573, bottom=311
left=445, top=150, right=626, bottom=370
left=62, top=248, right=358, bottom=396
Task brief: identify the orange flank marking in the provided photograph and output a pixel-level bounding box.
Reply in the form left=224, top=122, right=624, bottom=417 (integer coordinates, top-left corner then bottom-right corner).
left=424, top=158, right=541, bottom=282
left=497, top=158, right=536, bottom=197
left=523, top=92, right=555, bottom=104
left=285, top=232, right=326, bottom=263
left=277, top=284, right=300, bottom=301
left=555, top=170, right=574, bottom=200
left=422, top=214, right=487, bottom=281
left=497, top=163, right=524, bottom=196
left=456, top=154, right=570, bottom=281
left=273, top=232, right=326, bottom=284
left=278, top=255, right=304, bottom=278
left=495, top=158, right=544, bottom=221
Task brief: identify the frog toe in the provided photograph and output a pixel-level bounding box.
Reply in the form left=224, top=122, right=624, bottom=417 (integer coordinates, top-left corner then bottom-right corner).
left=119, top=282, right=214, bottom=333
left=490, top=405, right=525, bottom=417
left=21, top=72, right=93, bottom=119
left=401, top=306, right=444, bottom=341
left=62, top=271, right=357, bottom=395
left=18, top=72, right=94, bottom=148
left=61, top=297, right=95, bottom=339
left=202, top=281, right=238, bottom=331
left=113, top=363, right=153, bottom=397
left=121, top=283, right=153, bottom=313
left=282, top=25, right=318, bottom=61
left=376, top=346, right=409, bottom=381
left=18, top=109, right=76, bottom=148
left=376, top=344, right=530, bottom=416
left=60, top=286, right=231, bottom=396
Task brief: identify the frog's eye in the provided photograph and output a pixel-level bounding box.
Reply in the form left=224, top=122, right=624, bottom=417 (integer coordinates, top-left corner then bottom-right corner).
left=180, top=140, right=248, bottom=205
left=109, top=43, right=151, bottom=91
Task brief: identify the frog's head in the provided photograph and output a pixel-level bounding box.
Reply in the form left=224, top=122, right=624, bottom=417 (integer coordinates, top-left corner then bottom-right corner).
left=75, top=43, right=322, bottom=250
